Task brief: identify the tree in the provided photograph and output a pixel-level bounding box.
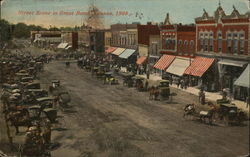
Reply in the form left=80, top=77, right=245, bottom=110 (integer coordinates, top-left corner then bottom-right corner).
left=12, top=22, right=30, bottom=38
left=0, top=19, right=12, bottom=42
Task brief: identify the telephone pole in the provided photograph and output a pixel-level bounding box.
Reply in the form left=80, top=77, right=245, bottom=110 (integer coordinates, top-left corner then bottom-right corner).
left=0, top=0, right=2, bottom=20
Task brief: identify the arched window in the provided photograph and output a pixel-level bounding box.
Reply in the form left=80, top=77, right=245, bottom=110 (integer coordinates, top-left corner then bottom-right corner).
left=199, top=32, right=204, bottom=51
left=178, top=40, right=182, bottom=54
left=184, top=40, right=188, bottom=55
left=209, top=32, right=214, bottom=52
left=226, top=32, right=232, bottom=53
left=217, top=31, right=222, bottom=52
left=239, top=31, right=245, bottom=55
left=233, top=33, right=238, bottom=54
left=190, top=40, right=194, bottom=55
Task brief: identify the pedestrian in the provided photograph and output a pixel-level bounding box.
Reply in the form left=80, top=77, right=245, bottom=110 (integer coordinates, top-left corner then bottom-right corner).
left=177, top=78, right=180, bottom=88
left=246, top=96, right=249, bottom=108
left=198, top=88, right=204, bottom=104
left=180, top=79, right=184, bottom=89
left=169, top=76, right=173, bottom=85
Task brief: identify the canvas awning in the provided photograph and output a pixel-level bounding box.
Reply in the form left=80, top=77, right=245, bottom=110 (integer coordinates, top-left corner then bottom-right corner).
left=234, top=64, right=250, bottom=88
left=119, top=49, right=136, bottom=59
left=65, top=45, right=72, bottom=50
left=218, top=59, right=247, bottom=67
left=184, top=57, right=214, bottom=77
left=166, top=57, right=192, bottom=76
left=57, top=43, right=68, bottom=49
left=154, top=55, right=175, bottom=70
left=105, top=47, right=117, bottom=54
left=136, top=56, right=147, bottom=65
left=112, top=48, right=126, bottom=56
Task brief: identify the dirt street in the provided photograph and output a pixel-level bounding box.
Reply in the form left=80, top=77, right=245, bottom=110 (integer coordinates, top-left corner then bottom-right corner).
left=2, top=61, right=249, bottom=157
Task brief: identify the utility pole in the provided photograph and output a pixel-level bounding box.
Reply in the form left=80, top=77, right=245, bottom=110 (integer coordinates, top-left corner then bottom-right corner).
left=0, top=0, right=2, bottom=20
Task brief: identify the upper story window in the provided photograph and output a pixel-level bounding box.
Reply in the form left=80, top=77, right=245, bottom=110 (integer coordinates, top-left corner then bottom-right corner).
left=199, top=32, right=204, bottom=39
left=209, top=32, right=213, bottom=38
left=190, top=40, right=194, bottom=55
left=184, top=40, right=189, bottom=55
left=217, top=31, right=222, bottom=39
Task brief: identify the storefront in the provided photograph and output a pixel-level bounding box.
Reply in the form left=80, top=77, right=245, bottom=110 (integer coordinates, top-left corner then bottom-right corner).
left=118, top=49, right=137, bottom=68
left=153, top=55, right=175, bottom=78
left=218, top=59, right=247, bottom=93
left=184, top=56, right=216, bottom=91
left=234, top=64, right=250, bottom=101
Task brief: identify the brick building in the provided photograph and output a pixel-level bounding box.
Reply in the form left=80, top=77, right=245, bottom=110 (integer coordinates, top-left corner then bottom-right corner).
left=195, top=4, right=250, bottom=96
left=160, top=24, right=196, bottom=57
left=136, top=23, right=161, bottom=74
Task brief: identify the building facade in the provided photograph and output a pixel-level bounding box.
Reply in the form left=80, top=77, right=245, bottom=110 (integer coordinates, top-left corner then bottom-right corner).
left=30, top=31, right=61, bottom=48
left=195, top=4, right=250, bottom=97
left=160, top=24, right=196, bottom=58
left=111, top=23, right=138, bottom=49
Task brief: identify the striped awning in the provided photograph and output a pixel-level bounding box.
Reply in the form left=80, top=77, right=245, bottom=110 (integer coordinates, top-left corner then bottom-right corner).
left=119, top=49, right=136, bottom=59
left=154, top=55, right=175, bottom=70
left=136, top=56, right=147, bottom=65
left=112, top=48, right=126, bottom=56
left=105, top=47, right=117, bottom=54
left=184, top=57, right=214, bottom=77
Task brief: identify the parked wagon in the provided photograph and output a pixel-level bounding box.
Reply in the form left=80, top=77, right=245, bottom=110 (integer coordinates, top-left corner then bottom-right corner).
left=217, top=103, right=246, bottom=125
left=158, top=80, right=170, bottom=100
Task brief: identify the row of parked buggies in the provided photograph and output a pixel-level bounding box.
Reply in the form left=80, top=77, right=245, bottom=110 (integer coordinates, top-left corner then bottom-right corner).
left=0, top=54, right=70, bottom=157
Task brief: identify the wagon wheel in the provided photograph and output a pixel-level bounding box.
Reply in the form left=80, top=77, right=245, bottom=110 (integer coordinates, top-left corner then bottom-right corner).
left=223, top=115, right=229, bottom=126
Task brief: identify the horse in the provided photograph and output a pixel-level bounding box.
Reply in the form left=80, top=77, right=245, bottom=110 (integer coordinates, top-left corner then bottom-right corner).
left=199, top=108, right=215, bottom=125
left=65, top=61, right=70, bottom=68
left=6, top=108, right=33, bottom=134
left=183, top=103, right=196, bottom=118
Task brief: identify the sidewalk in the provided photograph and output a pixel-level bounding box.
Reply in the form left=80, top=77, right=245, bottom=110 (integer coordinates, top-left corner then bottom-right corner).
left=138, top=74, right=249, bottom=113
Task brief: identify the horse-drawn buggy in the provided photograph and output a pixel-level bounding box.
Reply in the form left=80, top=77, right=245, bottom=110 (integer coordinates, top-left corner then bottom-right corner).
left=183, top=100, right=247, bottom=126
left=183, top=103, right=216, bottom=125
left=96, top=64, right=106, bottom=79
left=19, top=124, right=52, bottom=157
left=216, top=103, right=246, bottom=125
left=158, top=80, right=170, bottom=100
left=149, top=80, right=170, bottom=100
left=57, top=91, right=71, bottom=107
left=132, top=75, right=145, bottom=92
left=122, top=72, right=134, bottom=87
left=103, top=72, right=119, bottom=85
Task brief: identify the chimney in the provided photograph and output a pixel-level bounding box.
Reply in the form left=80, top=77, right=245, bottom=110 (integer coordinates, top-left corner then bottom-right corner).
left=147, top=22, right=152, bottom=25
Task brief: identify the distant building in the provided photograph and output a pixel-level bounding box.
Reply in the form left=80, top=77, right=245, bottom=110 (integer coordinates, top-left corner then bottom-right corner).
left=89, top=29, right=106, bottom=53
left=111, top=23, right=138, bottom=49
left=136, top=23, right=161, bottom=70
left=61, top=31, right=78, bottom=50
left=104, top=30, right=112, bottom=50
left=30, top=31, right=61, bottom=48
left=160, top=24, right=196, bottom=58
